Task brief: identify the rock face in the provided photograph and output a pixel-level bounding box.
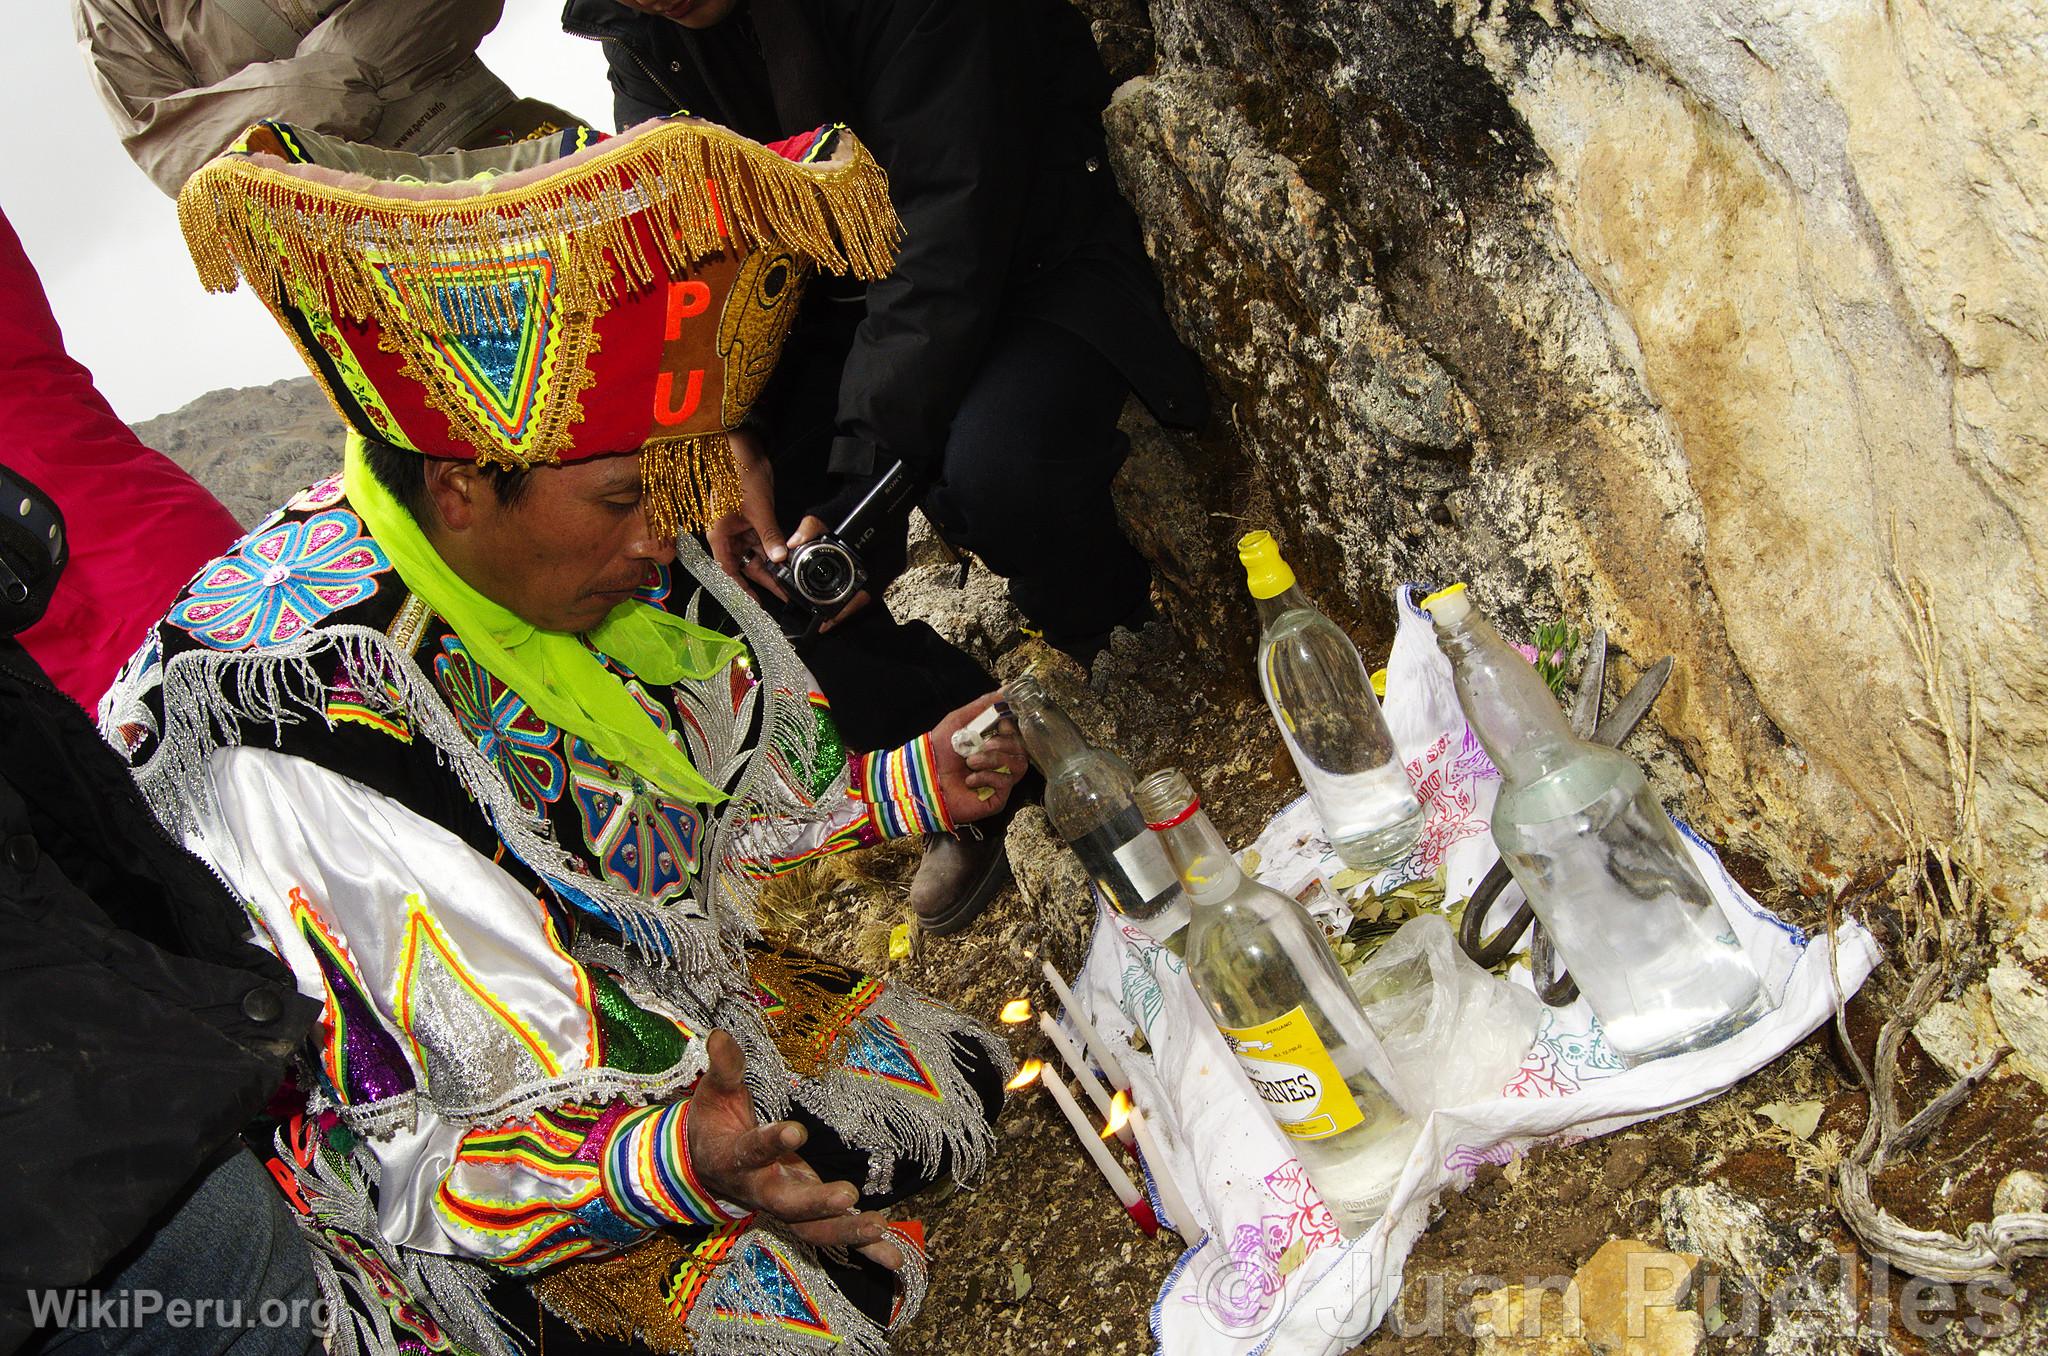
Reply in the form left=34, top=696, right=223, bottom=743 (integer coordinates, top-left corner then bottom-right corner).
left=1087, top=0, right=2048, bottom=901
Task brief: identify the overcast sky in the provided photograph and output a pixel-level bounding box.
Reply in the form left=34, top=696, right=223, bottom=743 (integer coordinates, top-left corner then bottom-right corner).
left=1, top=3, right=616, bottom=425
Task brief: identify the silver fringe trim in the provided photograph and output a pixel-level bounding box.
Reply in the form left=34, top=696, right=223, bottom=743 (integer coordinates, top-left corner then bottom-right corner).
left=777, top=987, right=1013, bottom=1196
left=686, top=1230, right=892, bottom=1356
left=676, top=537, right=825, bottom=937
left=582, top=936, right=797, bottom=1130
left=110, top=622, right=737, bottom=971
left=819, top=1226, right=932, bottom=1335
left=589, top=936, right=1010, bottom=1199
left=275, top=1125, right=520, bottom=1356
left=342, top=1060, right=707, bottom=1141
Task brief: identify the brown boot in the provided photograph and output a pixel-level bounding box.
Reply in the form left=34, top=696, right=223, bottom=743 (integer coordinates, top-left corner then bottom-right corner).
left=908, top=820, right=1013, bottom=936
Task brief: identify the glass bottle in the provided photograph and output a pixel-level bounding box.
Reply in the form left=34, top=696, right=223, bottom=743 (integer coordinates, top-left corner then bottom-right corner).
left=1424, top=583, right=1771, bottom=1064
left=1135, top=768, right=1417, bottom=1236
left=1007, top=674, right=1188, bottom=944
left=1239, top=531, right=1423, bottom=870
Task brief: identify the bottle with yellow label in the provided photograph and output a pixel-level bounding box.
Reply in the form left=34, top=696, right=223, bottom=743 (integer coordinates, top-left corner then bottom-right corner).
left=1135, top=768, right=1418, bottom=1236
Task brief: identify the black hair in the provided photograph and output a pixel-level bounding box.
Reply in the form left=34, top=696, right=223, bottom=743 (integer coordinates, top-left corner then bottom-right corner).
left=359, top=436, right=532, bottom=522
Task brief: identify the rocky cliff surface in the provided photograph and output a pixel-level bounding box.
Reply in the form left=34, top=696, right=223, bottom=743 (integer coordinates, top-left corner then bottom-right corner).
left=1086, top=0, right=2045, bottom=908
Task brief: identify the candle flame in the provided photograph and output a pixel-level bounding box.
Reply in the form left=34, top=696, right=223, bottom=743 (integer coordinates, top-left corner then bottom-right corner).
left=1006, top=1059, right=1044, bottom=1091
left=998, top=997, right=1033, bottom=1024
left=1102, top=1089, right=1133, bottom=1139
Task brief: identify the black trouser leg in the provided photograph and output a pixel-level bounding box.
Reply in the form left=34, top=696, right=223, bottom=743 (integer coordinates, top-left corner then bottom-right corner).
left=762, top=336, right=994, bottom=751
left=921, top=317, right=1148, bottom=649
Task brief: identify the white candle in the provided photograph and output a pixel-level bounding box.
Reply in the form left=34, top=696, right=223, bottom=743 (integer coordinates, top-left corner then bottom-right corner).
left=1041, top=1070, right=1157, bottom=1236
left=1039, top=1013, right=1135, bottom=1147
left=1040, top=959, right=1130, bottom=1091
left=1127, top=1101, right=1200, bottom=1245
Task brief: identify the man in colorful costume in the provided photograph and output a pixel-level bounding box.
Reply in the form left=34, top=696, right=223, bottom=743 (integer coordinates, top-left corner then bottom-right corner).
left=106, top=114, right=1026, bottom=1354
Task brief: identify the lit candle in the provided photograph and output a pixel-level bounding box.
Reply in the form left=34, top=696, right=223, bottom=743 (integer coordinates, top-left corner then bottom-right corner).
left=1125, top=1097, right=1201, bottom=1245
left=1040, top=1013, right=1134, bottom=1147
left=1039, top=959, right=1130, bottom=1091
left=1028, top=1062, right=1158, bottom=1237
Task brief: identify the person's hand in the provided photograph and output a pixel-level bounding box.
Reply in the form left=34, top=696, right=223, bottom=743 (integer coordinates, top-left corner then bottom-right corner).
left=706, top=429, right=791, bottom=603
left=784, top=514, right=871, bottom=633
left=929, top=692, right=1026, bottom=825
left=685, top=1030, right=901, bottom=1266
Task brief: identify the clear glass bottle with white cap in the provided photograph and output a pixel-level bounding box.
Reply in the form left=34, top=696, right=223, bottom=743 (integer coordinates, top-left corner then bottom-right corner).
left=1423, top=583, right=1771, bottom=1063
left=1238, top=531, right=1423, bottom=870
left=1136, top=767, right=1416, bottom=1235
left=1006, top=674, right=1188, bottom=943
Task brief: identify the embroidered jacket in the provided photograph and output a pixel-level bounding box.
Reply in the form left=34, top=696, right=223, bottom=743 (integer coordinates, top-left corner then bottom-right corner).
left=103, top=475, right=1000, bottom=1354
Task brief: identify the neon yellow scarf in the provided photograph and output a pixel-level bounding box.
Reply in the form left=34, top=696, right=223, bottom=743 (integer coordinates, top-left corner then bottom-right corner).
left=343, top=435, right=743, bottom=806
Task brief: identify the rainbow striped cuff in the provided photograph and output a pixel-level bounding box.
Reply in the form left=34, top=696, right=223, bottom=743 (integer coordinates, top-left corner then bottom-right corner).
left=854, top=734, right=955, bottom=840
left=598, top=1102, right=735, bottom=1230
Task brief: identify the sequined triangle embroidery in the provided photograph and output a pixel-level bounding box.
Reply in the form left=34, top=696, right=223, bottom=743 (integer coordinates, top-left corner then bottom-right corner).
left=840, top=1012, right=941, bottom=1101
left=374, top=253, right=559, bottom=451
left=709, top=1240, right=833, bottom=1339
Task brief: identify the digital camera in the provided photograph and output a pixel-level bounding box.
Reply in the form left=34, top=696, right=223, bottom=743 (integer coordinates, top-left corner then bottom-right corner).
left=768, top=460, right=916, bottom=637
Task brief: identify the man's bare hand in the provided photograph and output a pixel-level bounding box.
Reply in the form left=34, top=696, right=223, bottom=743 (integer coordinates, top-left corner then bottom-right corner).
left=685, top=1031, right=897, bottom=1260
left=930, top=693, right=1025, bottom=825
left=706, top=429, right=791, bottom=603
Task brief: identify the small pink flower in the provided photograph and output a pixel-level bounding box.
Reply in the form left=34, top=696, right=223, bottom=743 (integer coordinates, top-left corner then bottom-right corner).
left=1513, top=643, right=1540, bottom=665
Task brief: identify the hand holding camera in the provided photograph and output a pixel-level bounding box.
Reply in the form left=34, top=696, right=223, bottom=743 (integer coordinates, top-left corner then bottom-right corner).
left=705, top=431, right=919, bottom=639
left=764, top=461, right=914, bottom=637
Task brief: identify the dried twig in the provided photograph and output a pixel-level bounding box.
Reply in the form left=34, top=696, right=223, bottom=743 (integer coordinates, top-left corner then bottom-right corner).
left=1830, top=529, right=2048, bottom=1281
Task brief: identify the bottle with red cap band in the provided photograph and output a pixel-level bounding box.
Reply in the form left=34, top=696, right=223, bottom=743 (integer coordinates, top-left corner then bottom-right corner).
left=1135, top=767, right=1415, bottom=1236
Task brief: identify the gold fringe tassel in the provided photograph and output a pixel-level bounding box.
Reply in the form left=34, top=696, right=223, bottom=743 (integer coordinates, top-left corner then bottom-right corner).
left=641, top=432, right=742, bottom=541
left=177, top=121, right=901, bottom=340
left=746, top=949, right=877, bottom=1079
left=529, top=1231, right=698, bottom=1354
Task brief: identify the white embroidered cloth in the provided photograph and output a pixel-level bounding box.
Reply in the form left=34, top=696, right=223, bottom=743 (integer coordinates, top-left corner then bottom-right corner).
left=1065, top=587, right=1881, bottom=1355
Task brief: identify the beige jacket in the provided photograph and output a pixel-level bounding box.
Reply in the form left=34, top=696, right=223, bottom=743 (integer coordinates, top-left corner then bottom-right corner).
left=74, top=0, right=534, bottom=195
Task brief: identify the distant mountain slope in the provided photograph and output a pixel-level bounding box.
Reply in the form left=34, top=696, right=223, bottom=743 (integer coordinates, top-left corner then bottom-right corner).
left=135, top=376, right=343, bottom=528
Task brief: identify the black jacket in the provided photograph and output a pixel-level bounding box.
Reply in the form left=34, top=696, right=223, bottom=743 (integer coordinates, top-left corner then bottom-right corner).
left=0, top=640, right=316, bottom=1352
left=562, top=0, right=1207, bottom=497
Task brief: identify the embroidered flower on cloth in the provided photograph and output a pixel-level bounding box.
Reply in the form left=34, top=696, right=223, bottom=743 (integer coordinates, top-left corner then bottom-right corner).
left=170, top=510, right=387, bottom=650
left=287, top=473, right=348, bottom=512
left=1401, top=728, right=1496, bottom=877
left=433, top=637, right=567, bottom=815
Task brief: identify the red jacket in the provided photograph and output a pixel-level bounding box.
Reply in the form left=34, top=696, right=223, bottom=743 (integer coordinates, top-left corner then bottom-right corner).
left=1, top=207, right=242, bottom=708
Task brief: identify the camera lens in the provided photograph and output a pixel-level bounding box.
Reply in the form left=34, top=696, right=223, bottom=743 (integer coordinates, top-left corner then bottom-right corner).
left=792, top=542, right=857, bottom=605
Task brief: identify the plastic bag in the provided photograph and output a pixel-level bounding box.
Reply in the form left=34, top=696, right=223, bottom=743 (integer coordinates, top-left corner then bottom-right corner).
left=1348, top=913, right=1542, bottom=1113
left=1375, top=584, right=1503, bottom=901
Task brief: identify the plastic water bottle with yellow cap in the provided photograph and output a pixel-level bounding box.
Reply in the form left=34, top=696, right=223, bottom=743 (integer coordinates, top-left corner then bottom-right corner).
left=1238, top=532, right=1424, bottom=870
left=1422, top=582, right=1771, bottom=1063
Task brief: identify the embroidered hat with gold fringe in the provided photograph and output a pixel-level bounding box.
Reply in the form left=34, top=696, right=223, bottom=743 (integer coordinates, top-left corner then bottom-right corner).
left=176, top=116, right=900, bottom=537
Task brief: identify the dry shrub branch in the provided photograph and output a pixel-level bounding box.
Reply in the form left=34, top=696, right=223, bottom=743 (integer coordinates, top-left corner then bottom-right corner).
left=1828, top=529, right=2048, bottom=1281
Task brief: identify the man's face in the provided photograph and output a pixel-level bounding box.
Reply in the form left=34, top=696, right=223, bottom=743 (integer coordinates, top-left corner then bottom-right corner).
left=426, top=452, right=677, bottom=634
left=615, top=0, right=741, bottom=29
